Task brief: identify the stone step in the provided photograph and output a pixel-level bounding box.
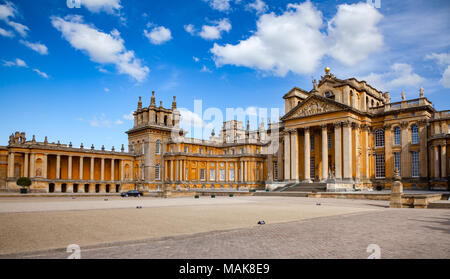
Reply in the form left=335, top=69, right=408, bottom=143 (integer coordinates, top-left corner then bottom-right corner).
left=428, top=200, right=450, bottom=209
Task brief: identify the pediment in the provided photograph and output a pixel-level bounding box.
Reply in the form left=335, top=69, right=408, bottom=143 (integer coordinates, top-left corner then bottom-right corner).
left=282, top=95, right=343, bottom=120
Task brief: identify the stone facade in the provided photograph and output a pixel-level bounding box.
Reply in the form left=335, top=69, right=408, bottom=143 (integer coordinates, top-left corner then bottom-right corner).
left=0, top=68, right=449, bottom=193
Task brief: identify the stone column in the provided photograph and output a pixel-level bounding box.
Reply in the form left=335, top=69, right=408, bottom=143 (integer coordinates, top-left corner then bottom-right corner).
left=277, top=139, right=283, bottom=180
left=30, top=153, right=35, bottom=178
left=111, top=159, right=115, bottom=181
left=290, top=129, right=298, bottom=181
left=7, top=152, right=14, bottom=178
left=234, top=161, right=238, bottom=182
left=434, top=145, right=440, bottom=179
left=334, top=122, right=342, bottom=180
left=304, top=127, right=311, bottom=182
left=240, top=161, right=243, bottom=182
left=441, top=144, right=447, bottom=178
left=216, top=161, right=219, bottom=182
left=354, top=123, right=360, bottom=181
left=24, top=153, right=29, bottom=178
left=418, top=121, right=428, bottom=178
left=79, top=156, right=84, bottom=180
left=342, top=121, right=353, bottom=181
left=120, top=160, right=124, bottom=181
left=101, top=158, right=105, bottom=181
left=90, top=157, right=94, bottom=181
left=56, top=154, right=61, bottom=179
left=43, top=154, right=48, bottom=179
left=284, top=132, right=291, bottom=180
left=390, top=170, right=403, bottom=208
left=363, top=126, right=370, bottom=179
left=321, top=125, right=328, bottom=182
left=225, top=161, right=228, bottom=182
left=68, top=155, right=72, bottom=180
left=175, top=160, right=179, bottom=181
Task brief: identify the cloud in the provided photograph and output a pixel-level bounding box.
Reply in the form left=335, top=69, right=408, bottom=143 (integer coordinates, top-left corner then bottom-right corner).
left=0, top=1, right=29, bottom=37
left=327, top=2, right=383, bottom=66
left=0, top=26, right=13, bottom=37
left=211, top=1, right=383, bottom=76
left=51, top=15, right=149, bottom=82
left=179, top=108, right=213, bottom=128
left=193, top=56, right=200, bottom=62
left=89, top=113, right=123, bottom=128
left=114, top=119, right=123, bottom=125
left=246, top=0, right=268, bottom=14
left=32, top=68, right=49, bottom=79
left=440, top=66, right=450, bottom=88
left=79, top=0, right=122, bottom=14
left=144, top=26, right=172, bottom=45
left=425, top=52, right=450, bottom=66
left=360, top=63, right=424, bottom=92
left=184, top=24, right=195, bottom=35
left=203, top=0, right=232, bottom=12
left=3, top=58, right=27, bottom=67
left=104, top=87, right=110, bottom=92
left=200, top=65, right=212, bottom=73
left=212, top=2, right=326, bottom=76
left=19, top=40, right=49, bottom=55
left=123, top=111, right=134, bottom=120
left=199, top=18, right=231, bottom=40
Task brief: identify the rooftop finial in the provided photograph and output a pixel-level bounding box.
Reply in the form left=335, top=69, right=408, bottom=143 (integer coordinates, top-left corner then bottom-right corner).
left=401, top=91, right=406, bottom=101
left=419, top=87, right=424, bottom=98
left=150, top=91, right=156, bottom=107
left=138, top=96, right=142, bottom=110
left=325, top=66, right=330, bottom=75
left=172, top=96, right=177, bottom=110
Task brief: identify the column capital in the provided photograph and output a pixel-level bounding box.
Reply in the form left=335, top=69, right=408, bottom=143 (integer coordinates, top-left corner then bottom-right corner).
left=333, top=122, right=342, bottom=128
left=383, top=123, right=392, bottom=130
left=418, top=119, right=428, bottom=127
left=352, top=122, right=361, bottom=129
left=342, top=120, right=352, bottom=128
left=321, top=124, right=328, bottom=130
left=400, top=121, right=409, bottom=128
left=303, top=126, right=310, bottom=132
left=360, top=124, right=370, bottom=131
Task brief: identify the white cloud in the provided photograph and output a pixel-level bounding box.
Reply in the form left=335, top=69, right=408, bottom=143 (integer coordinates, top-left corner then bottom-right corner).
left=327, top=3, right=383, bottom=66
left=211, top=2, right=383, bottom=76
left=199, top=18, right=231, bottom=40
left=19, top=40, right=49, bottom=55
left=212, top=2, right=326, bottom=76
left=193, top=56, right=200, bottom=62
left=204, top=0, right=232, bottom=12
left=425, top=52, right=450, bottom=65
left=80, top=0, right=122, bottom=14
left=3, top=58, right=27, bottom=67
left=114, top=119, right=123, bottom=125
left=247, top=0, right=268, bottom=14
left=123, top=111, right=134, bottom=120
left=51, top=15, right=149, bottom=82
left=200, top=65, right=212, bottom=73
left=90, top=113, right=123, bottom=128
left=0, top=1, right=29, bottom=37
left=104, top=87, right=110, bottom=92
left=0, top=26, right=13, bottom=37
left=441, top=66, right=450, bottom=88
left=144, top=26, right=172, bottom=45
left=32, top=68, right=49, bottom=79
left=360, top=63, right=424, bottom=92
left=179, top=108, right=213, bottom=128
left=184, top=24, right=195, bottom=35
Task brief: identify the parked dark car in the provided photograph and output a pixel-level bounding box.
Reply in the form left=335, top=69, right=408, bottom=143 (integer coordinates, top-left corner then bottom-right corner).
left=120, top=190, right=143, bottom=197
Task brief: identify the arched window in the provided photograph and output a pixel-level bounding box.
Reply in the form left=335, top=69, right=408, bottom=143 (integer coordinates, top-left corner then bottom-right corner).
left=411, top=125, right=419, bottom=144
left=155, top=140, right=161, bottom=154
left=394, top=126, right=401, bottom=145
left=155, top=164, right=160, bottom=180
left=375, top=129, right=385, bottom=147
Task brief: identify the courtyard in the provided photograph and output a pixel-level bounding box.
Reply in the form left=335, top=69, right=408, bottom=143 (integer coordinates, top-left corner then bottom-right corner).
left=0, top=195, right=448, bottom=259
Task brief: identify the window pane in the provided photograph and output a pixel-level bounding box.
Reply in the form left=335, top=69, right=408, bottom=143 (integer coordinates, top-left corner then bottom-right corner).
left=411, top=151, right=419, bottom=177
left=375, top=153, right=385, bottom=178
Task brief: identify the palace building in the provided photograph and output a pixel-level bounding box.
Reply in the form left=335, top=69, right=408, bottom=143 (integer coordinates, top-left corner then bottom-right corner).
left=1, top=68, right=449, bottom=193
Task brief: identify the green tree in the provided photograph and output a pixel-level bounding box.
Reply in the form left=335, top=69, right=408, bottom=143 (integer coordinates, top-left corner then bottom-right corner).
left=16, top=177, right=32, bottom=189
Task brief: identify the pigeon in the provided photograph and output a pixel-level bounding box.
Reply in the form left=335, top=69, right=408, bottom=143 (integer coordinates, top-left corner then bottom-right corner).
left=258, top=221, right=265, bottom=225
left=316, top=202, right=321, bottom=206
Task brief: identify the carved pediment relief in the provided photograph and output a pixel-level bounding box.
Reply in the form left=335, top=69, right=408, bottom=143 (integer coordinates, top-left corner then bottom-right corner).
left=286, top=97, right=341, bottom=119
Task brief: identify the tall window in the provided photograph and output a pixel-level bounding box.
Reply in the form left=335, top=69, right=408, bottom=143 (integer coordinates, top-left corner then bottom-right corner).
left=155, top=140, right=161, bottom=154
left=411, top=151, right=419, bottom=177
left=199, top=148, right=203, bottom=154
left=184, top=146, right=188, bottom=153
left=394, top=152, right=401, bottom=176
left=273, top=162, right=278, bottom=180
left=155, top=164, right=160, bottom=180
left=411, top=125, right=419, bottom=144
left=310, top=157, right=315, bottom=179
left=375, top=129, right=385, bottom=147
left=310, top=134, right=315, bottom=151
left=200, top=169, right=205, bottom=181
left=394, top=126, right=401, bottom=145
left=229, top=169, right=235, bottom=181
left=210, top=169, right=215, bottom=181
left=375, top=153, right=385, bottom=178
left=220, top=169, right=225, bottom=181
left=327, top=133, right=332, bottom=149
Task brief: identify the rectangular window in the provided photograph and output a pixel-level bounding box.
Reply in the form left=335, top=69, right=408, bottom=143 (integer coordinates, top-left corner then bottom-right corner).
left=209, top=169, right=215, bottom=181
left=394, top=152, right=401, bottom=176
left=200, top=169, right=205, bottom=181
left=394, top=127, right=401, bottom=145
left=229, top=169, right=235, bottom=181
left=220, top=169, right=225, bottom=181
left=328, top=133, right=332, bottom=149
left=185, top=168, right=188, bottom=180
left=184, top=146, right=188, bottom=153
left=310, top=156, right=315, bottom=179
left=310, top=135, right=315, bottom=151
left=155, top=164, right=160, bottom=180
left=273, top=162, right=278, bottom=180
left=411, top=151, right=419, bottom=177
left=240, top=148, right=244, bottom=154
left=375, top=153, right=385, bottom=178
left=199, top=148, right=203, bottom=154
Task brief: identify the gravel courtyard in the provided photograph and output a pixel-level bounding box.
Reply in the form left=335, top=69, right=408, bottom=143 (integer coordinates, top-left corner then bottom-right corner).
left=0, top=196, right=448, bottom=258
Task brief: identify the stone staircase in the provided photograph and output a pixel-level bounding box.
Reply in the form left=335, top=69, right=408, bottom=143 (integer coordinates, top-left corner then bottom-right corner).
left=278, top=182, right=327, bottom=192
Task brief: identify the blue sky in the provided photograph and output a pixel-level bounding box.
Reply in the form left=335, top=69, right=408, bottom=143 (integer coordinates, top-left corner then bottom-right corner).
left=0, top=0, right=449, bottom=149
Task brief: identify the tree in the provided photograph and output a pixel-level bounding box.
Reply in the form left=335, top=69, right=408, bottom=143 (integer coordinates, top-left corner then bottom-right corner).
left=16, top=177, right=31, bottom=189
